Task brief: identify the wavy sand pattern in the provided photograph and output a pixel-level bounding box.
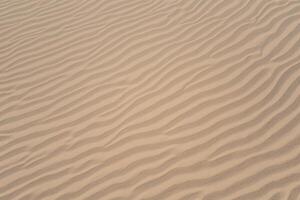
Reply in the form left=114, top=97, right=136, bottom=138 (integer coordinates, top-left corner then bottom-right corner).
left=1, top=0, right=300, bottom=199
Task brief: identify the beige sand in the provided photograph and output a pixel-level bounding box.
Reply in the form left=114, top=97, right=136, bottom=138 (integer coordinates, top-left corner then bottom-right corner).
left=1, top=0, right=300, bottom=199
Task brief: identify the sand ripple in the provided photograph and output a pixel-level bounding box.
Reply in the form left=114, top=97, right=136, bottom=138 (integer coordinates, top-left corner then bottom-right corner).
left=1, top=0, right=300, bottom=199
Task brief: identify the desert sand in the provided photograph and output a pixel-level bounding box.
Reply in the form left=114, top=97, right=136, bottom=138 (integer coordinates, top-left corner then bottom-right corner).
left=1, top=0, right=300, bottom=199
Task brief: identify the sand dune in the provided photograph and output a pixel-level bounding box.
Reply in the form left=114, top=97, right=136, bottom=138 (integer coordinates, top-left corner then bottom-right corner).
left=1, top=0, right=300, bottom=199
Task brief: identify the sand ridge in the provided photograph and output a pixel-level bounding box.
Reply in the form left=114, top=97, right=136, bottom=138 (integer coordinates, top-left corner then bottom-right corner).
left=1, top=0, right=300, bottom=199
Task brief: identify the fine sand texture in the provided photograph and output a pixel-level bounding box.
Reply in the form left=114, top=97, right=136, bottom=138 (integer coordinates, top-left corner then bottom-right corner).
left=1, top=0, right=300, bottom=199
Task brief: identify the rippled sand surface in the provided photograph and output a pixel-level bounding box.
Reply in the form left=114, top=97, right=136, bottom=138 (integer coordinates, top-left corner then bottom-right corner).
left=1, top=0, right=300, bottom=199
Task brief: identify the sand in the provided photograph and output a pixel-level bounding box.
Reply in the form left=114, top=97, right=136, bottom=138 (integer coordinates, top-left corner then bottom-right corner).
left=1, top=0, right=300, bottom=199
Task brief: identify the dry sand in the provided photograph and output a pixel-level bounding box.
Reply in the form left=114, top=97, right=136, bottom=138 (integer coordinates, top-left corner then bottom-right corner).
left=1, top=0, right=300, bottom=199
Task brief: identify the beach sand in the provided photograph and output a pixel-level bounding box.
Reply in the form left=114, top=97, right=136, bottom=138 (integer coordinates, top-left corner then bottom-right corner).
left=1, top=0, right=300, bottom=199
